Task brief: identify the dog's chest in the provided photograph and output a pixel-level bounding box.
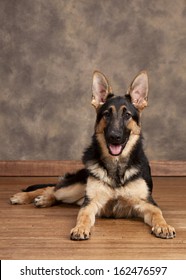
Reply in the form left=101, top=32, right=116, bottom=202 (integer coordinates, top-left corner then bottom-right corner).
left=87, top=175, right=149, bottom=219
left=105, top=159, right=126, bottom=186
left=88, top=160, right=139, bottom=188
left=100, top=179, right=148, bottom=218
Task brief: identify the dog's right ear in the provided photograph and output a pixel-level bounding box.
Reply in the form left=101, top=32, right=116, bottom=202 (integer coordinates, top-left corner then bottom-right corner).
left=127, top=71, right=149, bottom=111
left=91, top=71, right=112, bottom=109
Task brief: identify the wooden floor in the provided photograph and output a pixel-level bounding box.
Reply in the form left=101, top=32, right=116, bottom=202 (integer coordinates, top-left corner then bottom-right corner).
left=0, top=176, right=186, bottom=260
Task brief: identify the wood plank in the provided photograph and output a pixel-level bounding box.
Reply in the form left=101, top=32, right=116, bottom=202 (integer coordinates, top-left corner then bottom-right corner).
left=150, top=160, right=186, bottom=176
left=0, top=160, right=186, bottom=177
left=0, top=160, right=83, bottom=177
left=0, top=176, right=186, bottom=260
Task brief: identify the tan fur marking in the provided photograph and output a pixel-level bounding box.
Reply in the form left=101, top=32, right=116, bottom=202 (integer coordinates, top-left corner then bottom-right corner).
left=87, top=162, right=107, bottom=180
left=10, top=187, right=55, bottom=205
left=76, top=197, right=85, bottom=206
left=86, top=176, right=113, bottom=212
left=116, top=178, right=149, bottom=201
left=127, top=119, right=141, bottom=135
left=70, top=206, right=96, bottom=240
left=54, top=183, right=86, bottom=204
left=121, top=133, right=140, bottom=158
left=139, top=203, right=176, bottom=238
left=109, top=105, right=117, bottom=114
left=34, top=187, right=56, bottom=207
left=119, top=105, right=126, bottom=112
left=87, top=177, right=149, bottom=217
left=95, top=105, right=117, bottom=134
left=10, top=192, right=34, bottom=204
left=96, top=132, right=110, bottom=159
left=123, top=167, right=139, bottom=182
left=86, top=173, right=148, bottom=207
left=101, top=197, right=137, bottom=218
left=95, top=118, right=106, bottom=134
left=87, top=162, right=114, bottom=186
left=70, top=183, right=100, bottom=240
left=118, top=105, right=141, bottom=135
left=71, top=176, right=112, bottom=239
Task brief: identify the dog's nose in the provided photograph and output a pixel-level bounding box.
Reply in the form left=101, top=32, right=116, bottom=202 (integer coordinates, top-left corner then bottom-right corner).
left=109, top=131, right=122, bottom=143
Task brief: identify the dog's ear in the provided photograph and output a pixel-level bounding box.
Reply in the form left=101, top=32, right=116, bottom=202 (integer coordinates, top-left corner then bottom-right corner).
left=91, top=71, right=112, bottom=109
left=127, top=71, right=148, bottom=111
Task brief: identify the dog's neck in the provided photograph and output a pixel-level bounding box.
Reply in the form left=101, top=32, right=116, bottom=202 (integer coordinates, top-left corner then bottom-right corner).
left=83, top=133, right=142, bottom=188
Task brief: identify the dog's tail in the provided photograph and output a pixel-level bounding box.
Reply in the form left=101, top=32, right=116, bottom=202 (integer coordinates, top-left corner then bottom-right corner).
left=22, top=183, right=56, bottom=192
left=55, top=168, right=89, bottom=189
left=22, top=168, right=89, bottom=192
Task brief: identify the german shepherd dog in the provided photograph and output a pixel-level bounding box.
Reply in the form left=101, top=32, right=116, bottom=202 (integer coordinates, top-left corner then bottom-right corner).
left=10, top=71, right=176, bottom=240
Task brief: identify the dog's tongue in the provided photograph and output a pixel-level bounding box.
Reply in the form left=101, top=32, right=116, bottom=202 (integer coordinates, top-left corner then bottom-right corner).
left=109, top=144, right=122, bottom=155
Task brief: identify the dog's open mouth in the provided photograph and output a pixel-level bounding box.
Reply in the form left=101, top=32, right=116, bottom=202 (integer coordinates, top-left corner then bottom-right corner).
left=108, top=139, right=128, bottom=156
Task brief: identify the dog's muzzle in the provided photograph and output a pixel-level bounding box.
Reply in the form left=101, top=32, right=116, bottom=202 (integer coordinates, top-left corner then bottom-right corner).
left=108, top=138, right=129, bottom=156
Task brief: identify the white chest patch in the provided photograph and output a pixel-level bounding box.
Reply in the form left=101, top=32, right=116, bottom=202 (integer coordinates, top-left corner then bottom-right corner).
left=115, top=178, right=149, bottom=201
left=86, top=176, right=149, bottom=211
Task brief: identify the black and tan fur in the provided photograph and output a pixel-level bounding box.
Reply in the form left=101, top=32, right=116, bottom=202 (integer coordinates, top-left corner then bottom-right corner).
left=10, top=71, right=176, bottom=240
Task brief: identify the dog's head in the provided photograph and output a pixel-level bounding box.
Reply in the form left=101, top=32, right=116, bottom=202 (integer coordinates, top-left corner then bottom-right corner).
left=91, top=71, right=148, bottom=157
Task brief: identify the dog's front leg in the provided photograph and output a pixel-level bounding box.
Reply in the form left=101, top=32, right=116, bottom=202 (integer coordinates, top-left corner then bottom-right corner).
left=70, top=176, right=112, bottom=240
left=70, top=203, right=97, bottom=240
left=140, top=202, right=176, bottom=239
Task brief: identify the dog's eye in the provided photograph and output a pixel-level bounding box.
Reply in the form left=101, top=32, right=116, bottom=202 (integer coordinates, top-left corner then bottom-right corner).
left=103, top=111, right=110, bottom=119
left=124, top=111, right=131, bottom=120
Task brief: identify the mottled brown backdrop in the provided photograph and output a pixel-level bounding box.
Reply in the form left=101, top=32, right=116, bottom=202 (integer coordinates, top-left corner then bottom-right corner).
left=0, top=0, right=186, bottom=160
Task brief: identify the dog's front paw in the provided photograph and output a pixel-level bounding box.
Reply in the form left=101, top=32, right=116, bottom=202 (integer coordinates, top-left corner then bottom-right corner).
left=70, top=226, right=91, bottom=241
left=152, top=224, right=176, bottom=239
left=10, top=192, right=31, bottom=205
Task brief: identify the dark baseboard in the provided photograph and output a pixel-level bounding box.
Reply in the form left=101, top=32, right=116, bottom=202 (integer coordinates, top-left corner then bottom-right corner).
left=0, top=160, right=186, bottom=177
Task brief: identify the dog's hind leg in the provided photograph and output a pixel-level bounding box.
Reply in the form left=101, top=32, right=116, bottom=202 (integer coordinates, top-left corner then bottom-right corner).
left=54, top=183, right=86, bottom=206
left=10, top=183, right=86, bottom=208
left=10, top=169, right=88, bottom=207
left=34, top=168, right=88, bottom=207
left=51, top=168, right=88, bottom=206
left=10, top=185, right=56, bottom=206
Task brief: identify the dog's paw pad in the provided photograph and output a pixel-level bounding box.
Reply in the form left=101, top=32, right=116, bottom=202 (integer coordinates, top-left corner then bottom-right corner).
left=70, top=226, right=90, bottom=241
left=10, top=195, right=20, bottom=204
left=152, top=224, right=176, bottom=239
left=34, top=196, right=45, bottom=207
left=34, top=195, right=53, bottom=208
left=10, top=193, right=29, bottom=205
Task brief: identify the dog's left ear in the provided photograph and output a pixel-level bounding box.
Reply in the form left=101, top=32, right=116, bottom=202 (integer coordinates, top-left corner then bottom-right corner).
left=91, top=71, right=113, bottom=109
left=127, top=71, right=148, bottom=111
